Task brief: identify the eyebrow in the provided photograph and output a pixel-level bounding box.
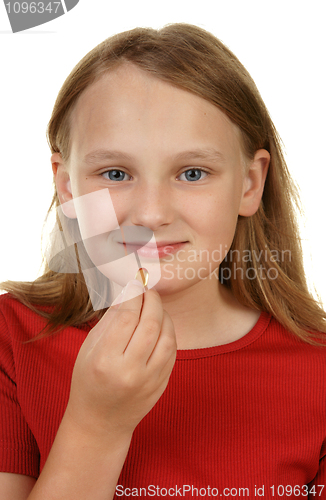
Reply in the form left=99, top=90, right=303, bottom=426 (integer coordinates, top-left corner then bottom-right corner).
left=174, top=148, right=226, bottom=164
left=83, top=150, right=133, bottom=164
left=83, top=148, right=226, bottom=165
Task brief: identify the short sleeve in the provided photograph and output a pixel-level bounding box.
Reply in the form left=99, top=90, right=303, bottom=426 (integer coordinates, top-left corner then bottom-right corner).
left=308, top=454, right=326, bottom=498
left=0, top=306, right=39, bottom=478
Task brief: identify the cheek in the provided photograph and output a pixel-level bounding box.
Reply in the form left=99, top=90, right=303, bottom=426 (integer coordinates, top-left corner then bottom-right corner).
left=73, top=189, right=120, bottom=239
left=104, top=192, right=131, bottom=226
left=184, top=189, right=240, bottom=236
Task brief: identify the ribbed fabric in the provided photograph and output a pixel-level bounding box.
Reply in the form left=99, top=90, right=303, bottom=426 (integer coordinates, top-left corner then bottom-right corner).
left=0, top=292, right=326, bottom=498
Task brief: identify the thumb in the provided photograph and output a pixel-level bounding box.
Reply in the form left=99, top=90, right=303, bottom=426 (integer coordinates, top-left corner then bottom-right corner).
left=91, top=279, right=145, bottom=354
left=86, top=279, right=145, bottom=350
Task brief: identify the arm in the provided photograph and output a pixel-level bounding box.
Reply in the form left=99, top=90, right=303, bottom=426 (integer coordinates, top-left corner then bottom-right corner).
left=0, top=422, right=131, bottom=500
left=27, top=413, right=133, bottom=500
left=308, top=454, right=326, bottom=499
left=1, top=281, right=176, bottom=500
left=0, top=406, right=132, bottom=500
left=0, top=473, right=36, bottom=500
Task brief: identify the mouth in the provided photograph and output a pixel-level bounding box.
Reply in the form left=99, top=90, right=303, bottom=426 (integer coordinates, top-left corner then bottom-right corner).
left=117, top=241, right=189, bottom=258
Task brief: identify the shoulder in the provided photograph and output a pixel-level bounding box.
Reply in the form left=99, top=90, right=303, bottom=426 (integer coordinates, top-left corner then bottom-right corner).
left=263, top=314, right=326, bottom=369
left=0, top=292, right=27, bottom=318
left=268, top=314, right=326, bottom=346
left=0, top=292, right=54, bottom=343
left=0, top=291, right=51, bottom=314
left=0, top=293, right=25, bottom=342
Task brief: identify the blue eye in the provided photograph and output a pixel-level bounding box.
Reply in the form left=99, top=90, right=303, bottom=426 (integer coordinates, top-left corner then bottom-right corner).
left=101, top=168, right=209, bottom=182
left=102, top=170, right=131, bottom=181
left=179, top=168, right=208, bottom=182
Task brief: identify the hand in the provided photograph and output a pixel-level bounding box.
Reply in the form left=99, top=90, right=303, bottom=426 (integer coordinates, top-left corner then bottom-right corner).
left=64, top=280, right=177, bottom=440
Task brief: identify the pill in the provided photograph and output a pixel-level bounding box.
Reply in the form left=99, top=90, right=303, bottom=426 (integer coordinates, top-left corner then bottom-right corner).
left=135, top=267, right=149, bottom=288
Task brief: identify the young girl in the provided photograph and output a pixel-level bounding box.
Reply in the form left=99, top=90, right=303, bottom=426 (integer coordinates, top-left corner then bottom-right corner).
left=1, top=23, right=325, bottom=499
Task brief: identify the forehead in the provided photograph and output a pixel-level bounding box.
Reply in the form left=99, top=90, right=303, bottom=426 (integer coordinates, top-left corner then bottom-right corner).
left=69, top=64, right=243, bottom=163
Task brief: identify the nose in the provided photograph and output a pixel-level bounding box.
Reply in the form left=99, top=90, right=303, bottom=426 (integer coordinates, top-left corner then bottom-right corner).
left=130, top=180, right=175, bottom=231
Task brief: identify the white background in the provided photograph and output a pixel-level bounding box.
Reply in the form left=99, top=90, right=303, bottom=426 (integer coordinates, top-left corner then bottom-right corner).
left=0, top=0, right=325, bottom=304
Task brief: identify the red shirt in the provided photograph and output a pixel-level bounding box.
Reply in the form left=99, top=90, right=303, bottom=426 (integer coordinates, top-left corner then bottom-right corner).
left=0, top=292, right=325, bottom=498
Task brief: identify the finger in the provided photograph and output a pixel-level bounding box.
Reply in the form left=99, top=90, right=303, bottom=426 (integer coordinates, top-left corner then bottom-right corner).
left=83, top=291, right=128, bottom=350
left=124, top=288, right=164, bottom=363
left=93, top=280, right=145, bottom=355
left=146, top=310, right=177, bottom=371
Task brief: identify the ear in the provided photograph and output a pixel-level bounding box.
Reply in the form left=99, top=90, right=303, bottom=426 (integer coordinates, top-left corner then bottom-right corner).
left=238, top=149, right=270, bottom=217
left=51, top=153, right=77, bottom=219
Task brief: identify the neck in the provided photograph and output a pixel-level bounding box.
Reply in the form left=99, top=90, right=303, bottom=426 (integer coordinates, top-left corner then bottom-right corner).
left=159, top=278, right=260, bottom=350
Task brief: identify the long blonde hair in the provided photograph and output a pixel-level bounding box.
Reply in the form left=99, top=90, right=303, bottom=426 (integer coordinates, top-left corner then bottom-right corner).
left=1, top=23, right=325, bottom=344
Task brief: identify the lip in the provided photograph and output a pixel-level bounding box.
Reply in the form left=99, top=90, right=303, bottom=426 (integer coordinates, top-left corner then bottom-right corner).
left=117, top=241, right=188, bottom=258
left=117, top=241, right=185, bottom=248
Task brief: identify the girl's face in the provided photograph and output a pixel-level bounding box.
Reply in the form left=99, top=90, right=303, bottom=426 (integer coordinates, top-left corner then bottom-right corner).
left=52, top=63, right=269, bottom=297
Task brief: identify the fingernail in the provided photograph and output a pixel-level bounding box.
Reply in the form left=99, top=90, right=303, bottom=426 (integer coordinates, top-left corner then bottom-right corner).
left=119, top=279, right=143, bottom=303
left=111, top=279, right=144, bottom=307
left=125, top=279, right=144, bottom=291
